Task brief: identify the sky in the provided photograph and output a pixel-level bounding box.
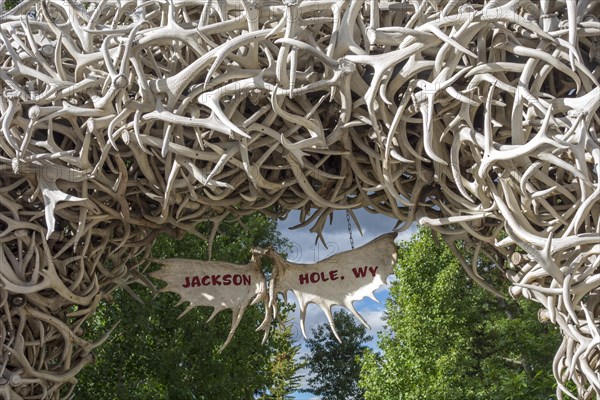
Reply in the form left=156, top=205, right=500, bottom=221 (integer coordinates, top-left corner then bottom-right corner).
left=276, top=210, right=417, bottom=399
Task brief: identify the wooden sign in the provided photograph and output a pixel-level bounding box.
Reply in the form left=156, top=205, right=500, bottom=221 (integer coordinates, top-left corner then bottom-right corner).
left=150, top=234, right=397, bottom=347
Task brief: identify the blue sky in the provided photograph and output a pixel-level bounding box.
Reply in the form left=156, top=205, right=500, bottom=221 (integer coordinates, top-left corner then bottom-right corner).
left=276, top=210, right=416, bottom=398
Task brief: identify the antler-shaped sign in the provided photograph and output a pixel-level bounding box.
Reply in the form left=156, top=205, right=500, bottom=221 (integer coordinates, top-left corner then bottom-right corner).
left=150, top=234, right=397, bottom=347
left=150, top=250, right=269, bottom=351
left=268, top=233, right=397, bottom=340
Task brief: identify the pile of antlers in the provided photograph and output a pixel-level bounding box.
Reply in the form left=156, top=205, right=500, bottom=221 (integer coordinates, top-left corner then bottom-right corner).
left=0, top=0, right=598, bottom=398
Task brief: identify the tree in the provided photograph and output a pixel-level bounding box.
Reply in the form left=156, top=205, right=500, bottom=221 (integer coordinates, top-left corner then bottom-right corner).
left=76, top=214, right=303, bottom=399
left=258, top=318, right=306, bottom=400
left=302, top=310, right=373, bottom=400
left=359, top=228, right=562, bottom=400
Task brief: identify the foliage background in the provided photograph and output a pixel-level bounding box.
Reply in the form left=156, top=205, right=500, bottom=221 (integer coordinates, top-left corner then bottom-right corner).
left=301, top=311, right=372, bottom=400
left=359, top=228, right=562, bottom=400
left=76, top=214, right=301, bottom=400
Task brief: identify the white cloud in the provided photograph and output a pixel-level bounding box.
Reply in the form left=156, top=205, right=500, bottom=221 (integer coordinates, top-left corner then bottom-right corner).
left=361, top=309, right=387, bottom=335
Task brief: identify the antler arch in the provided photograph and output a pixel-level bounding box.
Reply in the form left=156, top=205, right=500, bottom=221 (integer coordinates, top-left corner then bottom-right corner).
left=0, top=0, right=598, bottom=398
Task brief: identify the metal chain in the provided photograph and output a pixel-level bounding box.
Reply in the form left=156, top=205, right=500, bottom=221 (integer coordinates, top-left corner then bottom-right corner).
left=345, top=210, right=355, bottom=250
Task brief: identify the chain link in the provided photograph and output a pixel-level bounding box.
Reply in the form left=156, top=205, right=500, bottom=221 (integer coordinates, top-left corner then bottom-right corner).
left=345, top=210, right=355, bottom=250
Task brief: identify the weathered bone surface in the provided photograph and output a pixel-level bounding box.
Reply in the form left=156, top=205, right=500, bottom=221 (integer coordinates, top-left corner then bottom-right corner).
left=151, top=233, right=396, bottom=349
left=0, top=0, right=598, bottom=398
left=268, top=233, right=397, bottom=341
left=150, top=250, right=270, bottom=351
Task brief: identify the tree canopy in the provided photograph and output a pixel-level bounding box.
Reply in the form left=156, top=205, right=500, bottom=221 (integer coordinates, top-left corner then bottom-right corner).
left=302, top=310, right=373, bottom=400
left=76, top=214, right=302, bottom=399
left=359, top=228, right=562, bottom=400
